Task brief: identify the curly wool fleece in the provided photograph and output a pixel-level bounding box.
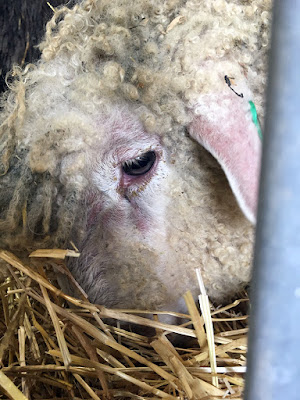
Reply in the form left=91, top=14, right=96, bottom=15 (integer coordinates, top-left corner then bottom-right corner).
left=0, top=0, right=271, bottom=309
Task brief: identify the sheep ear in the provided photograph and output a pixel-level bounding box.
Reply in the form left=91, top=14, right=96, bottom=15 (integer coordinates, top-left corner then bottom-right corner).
left=188, top=93, right=262, bottom=224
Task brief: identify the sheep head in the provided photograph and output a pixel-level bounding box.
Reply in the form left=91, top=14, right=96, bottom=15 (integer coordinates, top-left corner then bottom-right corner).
left=0, top=0, right=271, bottom=313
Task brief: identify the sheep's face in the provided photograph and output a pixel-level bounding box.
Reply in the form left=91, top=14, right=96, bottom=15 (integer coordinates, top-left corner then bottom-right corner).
left=0, top=0, right=268, bottom=322
left=65, top=105, right=253, bottom=313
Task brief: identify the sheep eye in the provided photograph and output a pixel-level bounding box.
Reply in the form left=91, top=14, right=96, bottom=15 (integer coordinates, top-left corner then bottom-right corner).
left=122, top=151, right=156, bottom=176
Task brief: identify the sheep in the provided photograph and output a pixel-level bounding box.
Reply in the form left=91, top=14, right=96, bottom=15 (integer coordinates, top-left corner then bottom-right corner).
left=0, top=0, right=271, bottom=317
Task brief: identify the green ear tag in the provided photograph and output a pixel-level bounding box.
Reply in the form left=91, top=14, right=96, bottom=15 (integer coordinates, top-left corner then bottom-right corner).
left=249, top=100, right=263, bottom=140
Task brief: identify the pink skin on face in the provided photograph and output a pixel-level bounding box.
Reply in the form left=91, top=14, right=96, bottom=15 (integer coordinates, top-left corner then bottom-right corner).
left=86, top=110, right=164, bottom=234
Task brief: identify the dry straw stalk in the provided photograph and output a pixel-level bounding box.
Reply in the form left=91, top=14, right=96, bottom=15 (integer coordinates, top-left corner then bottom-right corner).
left=0, top=250, right=249, bottom=399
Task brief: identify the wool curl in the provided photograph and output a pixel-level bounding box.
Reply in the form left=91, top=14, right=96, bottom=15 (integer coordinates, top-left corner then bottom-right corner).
left=0, top=0, right=272, bottom=251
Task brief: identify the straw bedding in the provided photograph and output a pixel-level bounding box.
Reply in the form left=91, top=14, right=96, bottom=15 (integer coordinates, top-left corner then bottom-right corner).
left=0, top=250, right=248, bottom=400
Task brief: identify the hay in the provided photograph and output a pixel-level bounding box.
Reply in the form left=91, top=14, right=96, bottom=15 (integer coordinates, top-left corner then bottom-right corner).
left=0, top=250, right=248, bottom=399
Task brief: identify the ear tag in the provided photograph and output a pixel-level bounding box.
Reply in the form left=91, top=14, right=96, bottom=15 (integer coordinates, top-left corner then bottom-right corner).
left=249, top=100, right=263, bottom=141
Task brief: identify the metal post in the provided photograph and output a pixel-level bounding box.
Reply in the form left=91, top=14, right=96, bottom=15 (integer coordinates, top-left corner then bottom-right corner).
left=245, top=1, right=300, bottom=399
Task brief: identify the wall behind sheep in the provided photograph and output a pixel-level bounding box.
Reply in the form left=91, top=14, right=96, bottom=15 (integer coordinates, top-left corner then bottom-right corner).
left=0, top=0, right=76, bottom=92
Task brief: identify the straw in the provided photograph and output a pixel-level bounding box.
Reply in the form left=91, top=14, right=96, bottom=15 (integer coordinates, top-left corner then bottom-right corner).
left=0, top=250, right=250, bottom=399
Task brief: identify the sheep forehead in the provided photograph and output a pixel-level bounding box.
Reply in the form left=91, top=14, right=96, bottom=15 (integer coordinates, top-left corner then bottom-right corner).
left=95, top=104, right=154, bottom=146
left=84, top=104, right=158, bottom=164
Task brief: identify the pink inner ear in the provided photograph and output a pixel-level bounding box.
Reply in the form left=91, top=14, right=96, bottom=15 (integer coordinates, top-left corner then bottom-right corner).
left=188, top=93, right=262, bottom=223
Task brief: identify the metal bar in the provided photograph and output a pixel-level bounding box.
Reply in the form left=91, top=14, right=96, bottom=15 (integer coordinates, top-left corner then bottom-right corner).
left=245, top=1, right=300, bottom=399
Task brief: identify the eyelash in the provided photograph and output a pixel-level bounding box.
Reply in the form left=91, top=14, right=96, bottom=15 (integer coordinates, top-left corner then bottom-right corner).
left=122, top=151, right=157, bottom=177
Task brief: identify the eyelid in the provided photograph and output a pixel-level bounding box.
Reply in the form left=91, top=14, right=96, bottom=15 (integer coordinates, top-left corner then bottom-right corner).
left=122, top=151, right=156, bottom=176
left=118, top=146, right=154, bottom=164
left=119, top=149, right=160, bottom=190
